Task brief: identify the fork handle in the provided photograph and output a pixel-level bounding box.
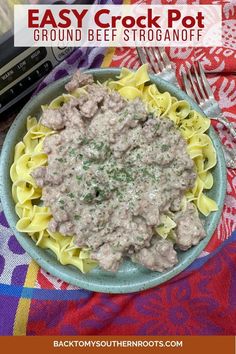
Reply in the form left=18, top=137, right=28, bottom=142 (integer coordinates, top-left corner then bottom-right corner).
left=214, top=114, right=236, bottom=140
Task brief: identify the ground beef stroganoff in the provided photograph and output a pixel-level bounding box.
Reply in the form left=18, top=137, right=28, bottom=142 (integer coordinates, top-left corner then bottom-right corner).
left=32, top=71, right=206, bottom=272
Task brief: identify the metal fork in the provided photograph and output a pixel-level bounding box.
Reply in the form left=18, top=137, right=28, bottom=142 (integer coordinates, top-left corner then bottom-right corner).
left=182, top=62, right=236, bottom=169
left=136, top=47, right=180, bottom=88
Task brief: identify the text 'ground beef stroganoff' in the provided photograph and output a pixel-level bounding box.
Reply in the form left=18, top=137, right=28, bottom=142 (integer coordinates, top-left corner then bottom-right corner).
left=31, top=71, right=206, bottom=272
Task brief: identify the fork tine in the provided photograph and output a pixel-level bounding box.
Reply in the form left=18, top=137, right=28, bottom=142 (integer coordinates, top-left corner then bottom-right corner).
left=151, top=48, right=164, bottom=71
left=137, top=46, right=180, bottom=88
left=136, top=47, right=147, bottom=66
left=157, top=47, right=171, bottom=68
left=186, top=66, right=202, bottom=104
left=136, top=47, right=155, bottom=74
left=192, top=64, right=208, bottom=101
left=181, top=70, right=195, bottom=99
left=198, top=62, right=214, bottom=99
left=144, top=47, right=161, bottom=74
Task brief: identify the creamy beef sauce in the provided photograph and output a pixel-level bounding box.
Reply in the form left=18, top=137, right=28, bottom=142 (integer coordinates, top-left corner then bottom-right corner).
left=32, top=71, right=206, bottom=272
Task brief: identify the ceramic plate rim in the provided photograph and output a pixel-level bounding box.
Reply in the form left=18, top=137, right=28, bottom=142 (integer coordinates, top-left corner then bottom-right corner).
left=0, top=68, right=227, bottom=293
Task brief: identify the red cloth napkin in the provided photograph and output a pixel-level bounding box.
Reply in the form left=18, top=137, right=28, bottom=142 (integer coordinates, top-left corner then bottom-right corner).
left=0, top=0, right=235, bottom=336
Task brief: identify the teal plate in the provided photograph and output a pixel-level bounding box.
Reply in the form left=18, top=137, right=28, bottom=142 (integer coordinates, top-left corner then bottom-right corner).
left=0, top=68, right=226, bottom=293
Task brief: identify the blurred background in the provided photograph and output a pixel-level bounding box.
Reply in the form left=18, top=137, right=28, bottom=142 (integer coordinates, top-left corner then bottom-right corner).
left=0, top=0, right=93, bottom=134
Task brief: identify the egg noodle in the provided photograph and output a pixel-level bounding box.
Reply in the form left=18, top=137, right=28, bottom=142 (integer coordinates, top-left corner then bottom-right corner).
left=10, top=65, right=217, bottom=272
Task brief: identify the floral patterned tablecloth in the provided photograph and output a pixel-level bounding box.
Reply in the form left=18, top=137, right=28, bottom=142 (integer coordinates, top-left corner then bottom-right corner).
left=0, top=0, right=236, bottom=336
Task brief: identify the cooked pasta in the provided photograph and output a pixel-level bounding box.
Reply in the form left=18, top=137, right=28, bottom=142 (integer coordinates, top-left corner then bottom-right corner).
left=11, top=117, right=97, bottom=273
left=11, top=65, right=218, bottom=272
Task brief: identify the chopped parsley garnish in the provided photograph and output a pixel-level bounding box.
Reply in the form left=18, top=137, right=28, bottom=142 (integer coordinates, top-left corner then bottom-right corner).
left=122, top=109, right=129, bottom=116
left=82, top=193, right=93, bottom=203
left=147, top=113, right=154, bottom=119
left=82, top=137, right=89, bottom=145
left=161, top=144, right=169, bottom=152
left=92, top=141, right=104, bottom=151
left=94, top=187, right=107, bottom=202
left=137, top=236, right=144, bottom=241
left=133, top=114, right=142, bottom=120
left=83, top=160, right=91, bottom=170
left=109, top=168, right=133, bottom=183
left=68, top=147, right=76, bottom=156
left=76, top=175, right=82, bottom=182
